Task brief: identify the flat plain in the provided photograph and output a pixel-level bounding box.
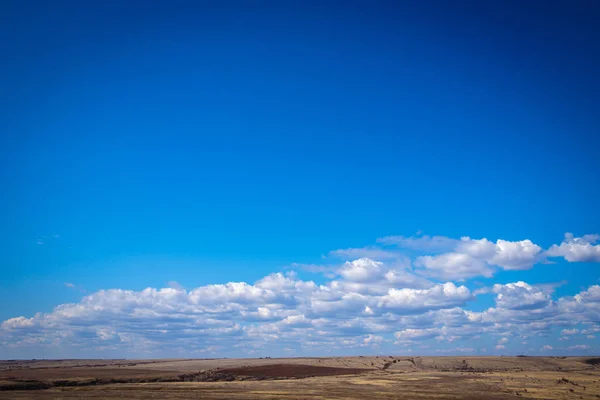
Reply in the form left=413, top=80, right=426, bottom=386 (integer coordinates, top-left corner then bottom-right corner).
left=1, top=356, right=600, bottom=399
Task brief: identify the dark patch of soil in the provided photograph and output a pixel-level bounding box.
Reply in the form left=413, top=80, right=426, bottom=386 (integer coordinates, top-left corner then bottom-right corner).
left=219, top=364, right=369, bottom=379
left=584, top=358, right=600, bottom=366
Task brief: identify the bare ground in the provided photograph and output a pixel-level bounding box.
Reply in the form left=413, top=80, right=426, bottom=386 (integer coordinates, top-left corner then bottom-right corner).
left=1, top=356, right=600, bottom=399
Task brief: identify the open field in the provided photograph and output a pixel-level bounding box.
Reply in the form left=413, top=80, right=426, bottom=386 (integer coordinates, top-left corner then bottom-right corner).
left=2, top=356, right=600, bottom=399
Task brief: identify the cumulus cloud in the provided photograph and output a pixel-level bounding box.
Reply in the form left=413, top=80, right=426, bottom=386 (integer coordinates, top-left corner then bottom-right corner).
left=547, top=233, right=600, bottom=262
left=2, top=277, right=599, bottom=357
left=3, top=231, right=600, bottom=357
left=0, top=266, right=473, bottom=357
left=415, top=253, right=493, bottom=280
left=459, top=238, right=543, bottom=270
left=412, top=237, right=544, bottom=279
left=492, top=282, right=551, bottom=310
left=320, top=233, right=595, bottom=282
left=339, top=258, right=385, bottom=282
left=353, top=232, right=597, bottom=280
left=2, top=316, right=35, bottom=329
left=557, top=285, right=600, bottom=322
left=379, top=283, right=471, bottom=312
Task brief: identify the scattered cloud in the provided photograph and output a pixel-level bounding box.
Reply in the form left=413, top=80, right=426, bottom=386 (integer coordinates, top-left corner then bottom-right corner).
left=4, top=232, right=600, bottom=357
left=415, top=253, right=493, bottom=280
left=459, top=238, right=543, bottom=270
left=561, top=328, right=579, bottom=335
left=567, top=344, right=591, bottom=350
left=414, top=238, right=543, bottom=280
left=492, top=282, right=551, bottom=310
left=35, top=234, right=61, bottom=246
left=339, top=258, right=385, bottom=282
left=395, top=328, right=441, bottom=343
left=547, top=233, right=600, bottom=262
left=3, top=270, right=599, bottom=357
left=436, top=347, right=475, bottom=354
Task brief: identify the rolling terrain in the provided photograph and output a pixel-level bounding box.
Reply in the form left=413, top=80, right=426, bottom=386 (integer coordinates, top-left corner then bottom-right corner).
left=1, top=356, right=600, bottom=399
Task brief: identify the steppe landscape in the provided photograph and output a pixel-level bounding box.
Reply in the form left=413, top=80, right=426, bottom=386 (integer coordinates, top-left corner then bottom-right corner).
left=2, top=356, right=600, bottom=399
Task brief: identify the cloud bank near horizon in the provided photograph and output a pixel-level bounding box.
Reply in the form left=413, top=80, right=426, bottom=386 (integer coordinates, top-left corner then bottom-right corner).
left=2, top=232, right=599, bottom=358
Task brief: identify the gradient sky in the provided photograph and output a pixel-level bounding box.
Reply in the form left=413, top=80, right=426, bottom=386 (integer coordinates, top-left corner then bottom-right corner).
left=1, top=0, right=599, bottom=358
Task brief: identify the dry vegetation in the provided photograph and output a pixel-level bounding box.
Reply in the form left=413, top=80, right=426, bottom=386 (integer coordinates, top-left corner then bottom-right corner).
left=1, top=356, right=600, bottom=399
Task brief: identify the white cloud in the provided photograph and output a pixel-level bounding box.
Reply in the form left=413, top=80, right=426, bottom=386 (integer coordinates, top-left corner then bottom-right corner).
left=395, top=328, right=441, bottom=342
left=4, top=232, right=600, bottom=358
left=492, top=282, right=551, bottom=310
left=489, top=239, right=543, bottom=270
left=412, top=237, right=544, bottom=279
left=378, top=283, right=472, bottom=312
left=581, top=327, right=600, bottom=334
left=557, top=285, right=600, bottom=321
left=2, top=278, right=598, bottom=357
left=541, top=345, right=553, bottom=351
left=363, top=334, right=383, bottom=346
left=547, top=233, right=600, bottom=262
left=561, top=328, right=579, bottom=335
left=2, top=317, right=35, bottom=329
left=436, top=347, right=475, bottom=353
left=458, top=237, right=543, bottom=270
left=379, top=234, right=544, bottom=272
left=415, top=253, right=493, bottom=280
left=567, top=344, right=591, bottom=350
left=64, top=283, right=75, bottom=288
left=339, top=258, right=384, bottom=282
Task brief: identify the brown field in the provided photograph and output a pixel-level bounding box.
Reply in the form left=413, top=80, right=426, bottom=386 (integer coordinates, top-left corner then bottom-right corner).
left=1, top=356, right=600, bottom=399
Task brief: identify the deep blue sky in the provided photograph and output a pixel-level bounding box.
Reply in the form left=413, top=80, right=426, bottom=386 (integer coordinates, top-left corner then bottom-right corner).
left=0, top=1, right=599, bottom=357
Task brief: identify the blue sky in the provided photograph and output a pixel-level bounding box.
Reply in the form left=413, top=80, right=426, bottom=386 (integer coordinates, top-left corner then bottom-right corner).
left=1, top=0, right=599, bottom=358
